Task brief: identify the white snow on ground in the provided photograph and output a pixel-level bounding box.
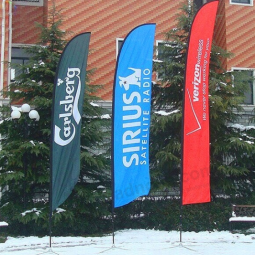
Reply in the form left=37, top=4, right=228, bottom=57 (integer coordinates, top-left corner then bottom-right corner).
left=0, top=229, right=255, bottom=255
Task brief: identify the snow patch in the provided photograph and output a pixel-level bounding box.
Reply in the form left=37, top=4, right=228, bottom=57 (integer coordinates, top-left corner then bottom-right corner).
left=155, top=110, right=180, bottom=116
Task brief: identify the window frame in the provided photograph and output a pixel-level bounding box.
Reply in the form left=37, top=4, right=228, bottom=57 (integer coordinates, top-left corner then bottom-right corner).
left=193, top=0, right=208, bottom=9
left=13, top=0, right=44, bottom=7
left=155, top=40, right=165, bottom=81
left=11, top=44, right=33, bottom=82
left=231, top=67, right=255, bottom=106
left=155, top=40, right=181, bottom=81
left=230, top=0, right=253, bottom=6
left=116, top=38, right=124, bottom=59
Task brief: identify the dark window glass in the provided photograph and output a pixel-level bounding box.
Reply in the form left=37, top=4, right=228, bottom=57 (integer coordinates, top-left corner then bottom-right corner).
left=233, top=70, right=254, bottom=105
left=194, top=0, right=204, bottom=8
left=156, top=42, right=181, bottom=80
left=13, top=0, right=40, bottom=2
left=231, top=0, right=251, bottom=4
left=117, top=39, right=124, bottom=55
left=11, top=47, right=30, bottom=81
left=243, top=71, right=254, bottom=105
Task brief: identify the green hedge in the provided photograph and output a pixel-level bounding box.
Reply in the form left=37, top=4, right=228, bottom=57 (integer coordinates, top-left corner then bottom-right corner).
left=114, top=196, right=255, bottom=232
left=2, top=196, right=255, bottom=236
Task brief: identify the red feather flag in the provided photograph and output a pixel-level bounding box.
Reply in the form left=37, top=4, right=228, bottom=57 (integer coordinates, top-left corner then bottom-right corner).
left=182, top=0, right=219, bottom=205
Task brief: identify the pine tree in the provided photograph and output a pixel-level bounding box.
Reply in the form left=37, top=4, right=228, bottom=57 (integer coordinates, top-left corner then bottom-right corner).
left=150, top=3, right=255, bottom=199
left=0, top=9, right=111, bottom=236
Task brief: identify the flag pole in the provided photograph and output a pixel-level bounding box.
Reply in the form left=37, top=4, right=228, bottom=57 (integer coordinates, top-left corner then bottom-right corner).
left=49, top=32, right=91, bottom=251
left=179, top=0, right=219, bottom=244
left=49, top=71, right=54, bottom=250
left=110, top=24, right=155, bottom=248
left=179, top=150, right=184, bottom=244
left=180, top=32, right=186, bottom=244
left=49, top=170, right=53, bottom=248
left=49, top=43, right=58, bottom=249
left=111, top=28, right=118, bottom=246
left=179, top=202, right=183, bottom=243
left=111, top=203, right=115, bottom=246
left=111, top=94, right=115, bottom=247
left=111, top=131, right=115, bottom=248
left=49, top=95, right=54, bottom=250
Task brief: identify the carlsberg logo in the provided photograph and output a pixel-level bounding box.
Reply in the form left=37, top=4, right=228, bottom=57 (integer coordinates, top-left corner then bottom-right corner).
left=54, top=68, right=82, bottom=146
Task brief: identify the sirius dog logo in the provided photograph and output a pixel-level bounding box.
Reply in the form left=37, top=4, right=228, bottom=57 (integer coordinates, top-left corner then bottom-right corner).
left=54, top=68, right=82, bottom=146
left=119, top=68, right=141, bottom=90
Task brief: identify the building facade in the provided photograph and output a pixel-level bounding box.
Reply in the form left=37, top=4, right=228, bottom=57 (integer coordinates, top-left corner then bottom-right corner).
left=1, top=0, right=255, bottom=116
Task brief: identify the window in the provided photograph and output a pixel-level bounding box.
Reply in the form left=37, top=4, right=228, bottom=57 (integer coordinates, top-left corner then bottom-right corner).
left=13, top=0, right=44, bottom=7
left=243, top=70, right=254, bottom=105
left=155, top=40, right=181, bottom=80
left=116, top=38, right=124, bottom=58
left=230, top=0, right=253, bottom=6
left=193, top=0, right=208, bottom=9
left=156, top=41, right=167, bottom=80
left=232, top=68, right=255, bottom=105
left=11, top=47, right=31, bottom=81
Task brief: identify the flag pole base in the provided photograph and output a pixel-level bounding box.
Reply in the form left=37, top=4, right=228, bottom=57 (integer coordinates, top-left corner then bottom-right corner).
left=98, top=245, right=127, bottom=253
left=165, top=242, right=196, bottom=251
left=36, top=248, right=60, bottom=255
